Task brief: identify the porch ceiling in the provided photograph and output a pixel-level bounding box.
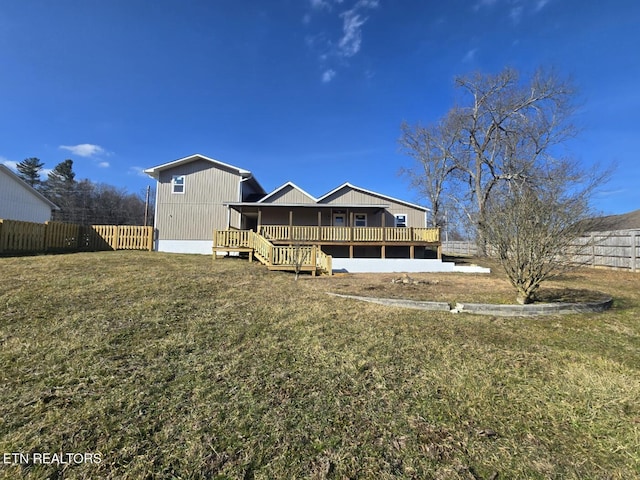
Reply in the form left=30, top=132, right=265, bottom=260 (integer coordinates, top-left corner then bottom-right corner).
left=225, top=203, right=390, bottom=213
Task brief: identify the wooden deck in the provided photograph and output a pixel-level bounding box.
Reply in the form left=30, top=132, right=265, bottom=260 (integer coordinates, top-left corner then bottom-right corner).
left=212, top=225, right=441, bottom=275
left=212, top=229, right=333, bottom=276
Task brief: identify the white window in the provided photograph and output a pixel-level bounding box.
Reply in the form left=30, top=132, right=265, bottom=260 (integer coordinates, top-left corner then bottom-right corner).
left=172, top=175, right=185, bottom=194
left=394, top=213, right=407, bottom=227
left=354, top=213, right=367, bottom=227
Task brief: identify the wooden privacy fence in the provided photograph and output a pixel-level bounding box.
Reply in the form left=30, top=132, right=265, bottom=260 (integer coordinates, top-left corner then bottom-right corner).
left=570, top=229, right=639, bottom=272
left=0, top=219, right=154, bottom=254
left=442, top=230, right=640, bottom=272
left=442, top=241, right=478, bottom=256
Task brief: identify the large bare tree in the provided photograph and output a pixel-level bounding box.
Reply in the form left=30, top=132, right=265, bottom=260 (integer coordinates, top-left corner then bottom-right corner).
left=401, top=67, right=578, bottom=252
left=401, top=67, right=610, bottom=303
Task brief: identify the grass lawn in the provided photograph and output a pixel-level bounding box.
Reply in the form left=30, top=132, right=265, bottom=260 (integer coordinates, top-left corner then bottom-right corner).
left=0, top=251, right=638, bottom=479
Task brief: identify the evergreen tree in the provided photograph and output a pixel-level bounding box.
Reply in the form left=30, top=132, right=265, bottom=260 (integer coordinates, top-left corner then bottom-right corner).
left=16, top=157, right=44, bottom=188
left=45, top=159, right=78, bottom=222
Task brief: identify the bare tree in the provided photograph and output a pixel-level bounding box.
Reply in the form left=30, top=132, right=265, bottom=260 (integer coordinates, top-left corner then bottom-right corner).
left=399, top=119, right=459, bottom=227
left=482, top=159, right=609, bottom=304
left=401, top=67, right=578, bottom=253
left=401, top=67, right=611, bottom=302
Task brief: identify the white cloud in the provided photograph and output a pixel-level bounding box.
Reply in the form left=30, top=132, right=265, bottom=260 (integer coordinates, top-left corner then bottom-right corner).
left=337, top=0, right=379, bottom=58
left=535, top=0, right=550, bottom=11
left=338, top=10, right=367, bottom=57
left=305, top=0, right=379, bottom=82
left=473, top=0, right=497, bottom=11
left=129, top=166, right=149, bottom=178
left=322, top=69, right=337, bottom=83
left=1, top=157, right=18, bottom=171
left=98, top=161, right=110, bottom=168
left=310, top=0, right=331, bottom=10
left=463, top=48, right=478, bottom=63
left=509, top=5, right=524, bottom=23
left=59, top=143, right=107, bottom=158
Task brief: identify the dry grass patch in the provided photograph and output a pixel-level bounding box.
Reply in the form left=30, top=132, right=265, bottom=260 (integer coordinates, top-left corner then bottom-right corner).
left=0, top=252, right=638, bottom=479
left=309, top=256, right=616, bottom=305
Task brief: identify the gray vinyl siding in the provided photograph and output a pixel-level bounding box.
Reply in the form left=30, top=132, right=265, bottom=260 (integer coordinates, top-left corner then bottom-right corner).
left=321, top=188, right=426, bottom=228
left=155, top=159, right=241, bottom=240
left=0, top=169, right=53, bottom=223
left=263, top=186, right=315, bottom=204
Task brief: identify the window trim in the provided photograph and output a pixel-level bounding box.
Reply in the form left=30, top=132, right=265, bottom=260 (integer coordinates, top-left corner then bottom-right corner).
left=354, top=213, right=367, bottom=227
left=394, top=213, right=407, bottom=228
left=172, top=175, right=185, bottom=194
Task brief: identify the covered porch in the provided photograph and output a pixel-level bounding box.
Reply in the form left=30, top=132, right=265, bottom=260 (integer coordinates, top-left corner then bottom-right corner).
left=224, top=203, right=440, bottom=259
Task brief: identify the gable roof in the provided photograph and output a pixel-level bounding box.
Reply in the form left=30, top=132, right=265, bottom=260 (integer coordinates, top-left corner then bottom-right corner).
left=0, top=164, right=59, bottom=210
left=317, top=182, right=429, bottom=211
left=143, top=153, right=252, bottom=178
left=258, top=181, right=318, bottom=203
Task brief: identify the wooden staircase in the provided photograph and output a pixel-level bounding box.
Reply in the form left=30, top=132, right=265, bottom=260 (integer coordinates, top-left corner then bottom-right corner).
left=212, top=230, right=332, bottom=276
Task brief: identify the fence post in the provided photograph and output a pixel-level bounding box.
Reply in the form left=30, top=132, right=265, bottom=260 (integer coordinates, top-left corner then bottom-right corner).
left=112, top=226, right=120, bottom=250
left=591, top=233, right=596, bottom=268
left=632, top=231, right=637, bottom=273
left=147, top=227, right=154, bottom=251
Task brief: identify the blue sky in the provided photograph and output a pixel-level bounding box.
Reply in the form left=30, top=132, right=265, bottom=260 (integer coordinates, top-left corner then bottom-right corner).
left=1, top=0, right=638, bottom=214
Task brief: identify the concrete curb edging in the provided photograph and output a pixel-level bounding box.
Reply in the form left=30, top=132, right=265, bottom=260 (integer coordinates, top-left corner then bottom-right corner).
left=327, top=293, right=613, bottom=317
left=327, top=293, right=451, bottom=311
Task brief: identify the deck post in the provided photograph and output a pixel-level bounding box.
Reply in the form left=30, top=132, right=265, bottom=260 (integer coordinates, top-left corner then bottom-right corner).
left=381, top=245, right=386, bottom=259
left=410, top=245, right=415, bottom=259
left=318, top=211, right=322, bottom=227
left=381, top=212, right=386, bottom=241
left=257, top=209, right=262, bottom=232
left=349, top=244, right=354, bottom=258
left=311, top=247, right=317, bottom=276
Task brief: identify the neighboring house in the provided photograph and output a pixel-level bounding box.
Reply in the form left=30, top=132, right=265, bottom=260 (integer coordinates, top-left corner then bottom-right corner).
left=145, top=153, right=437, bottom=259
left=0, top=165, right=58, bottom=223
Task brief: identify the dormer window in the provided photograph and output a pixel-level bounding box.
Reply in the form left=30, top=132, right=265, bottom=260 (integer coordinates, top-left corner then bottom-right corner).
left=172, top=175, right=185, bottom=194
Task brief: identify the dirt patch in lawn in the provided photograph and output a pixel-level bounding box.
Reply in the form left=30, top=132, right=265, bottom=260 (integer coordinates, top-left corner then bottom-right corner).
left=306, top=256, right=614, bottom=305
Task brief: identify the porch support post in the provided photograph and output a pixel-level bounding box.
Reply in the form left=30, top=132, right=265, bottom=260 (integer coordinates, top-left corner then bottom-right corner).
left=381, top=210, right=386, bottom=241
left=349, top=245, right=354, bottom=258
left=410, top=245, right=415, bottom=259
left=257, top=209, right=262, bottom=232
left=317, top=210, right=322, bottom=227
left=289, top=210, right=293, bottom=242
left=349, top=211, right=354, bottom=242
left=381, top=245, right=386, bottom=259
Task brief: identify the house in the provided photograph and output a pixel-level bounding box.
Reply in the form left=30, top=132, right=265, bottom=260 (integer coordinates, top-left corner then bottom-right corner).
left=0, top=164, right=59, bottom=223
left=144, top=154, right=266, bottom=254
left=145, top=153, right=440, bottom=272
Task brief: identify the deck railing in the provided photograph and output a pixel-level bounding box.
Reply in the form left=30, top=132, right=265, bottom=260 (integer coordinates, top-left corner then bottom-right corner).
left=214, top=229, right=252, bottom=248
left=259, top=225, right=439, bottom=243
left=213, top=229, right=333, bottom=275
